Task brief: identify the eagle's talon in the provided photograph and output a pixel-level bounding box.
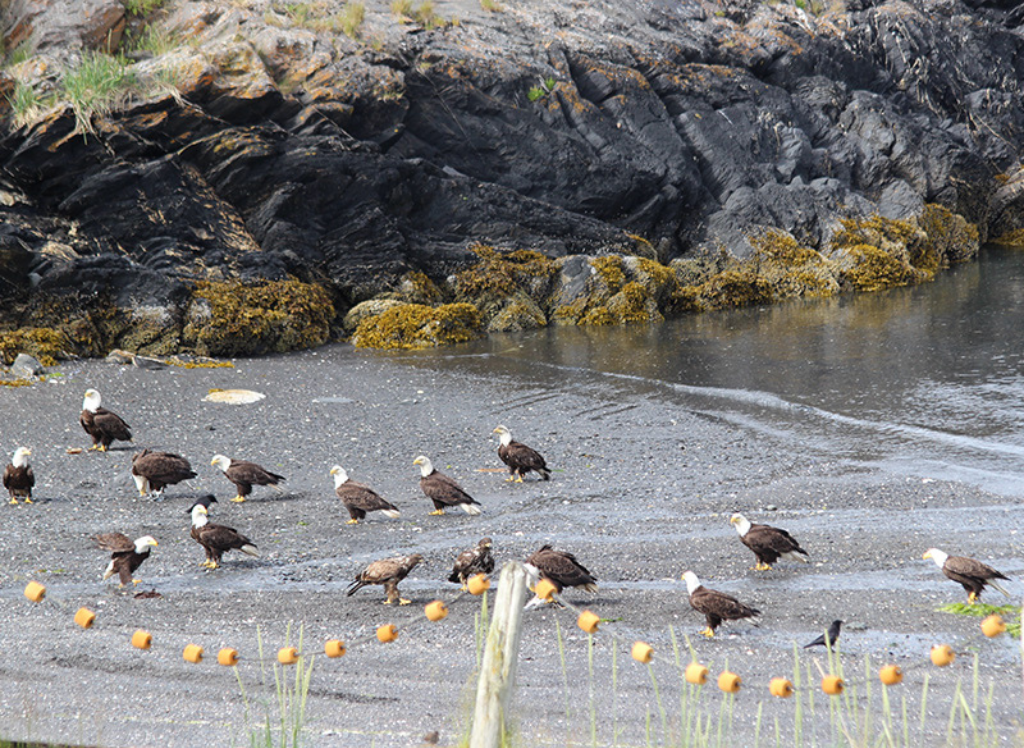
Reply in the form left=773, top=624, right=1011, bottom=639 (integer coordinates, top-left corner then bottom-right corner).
left=699, top=627, right=715, bottom=638
left=398, top=598, right=412, bottom=606
left=346, top=519, right=359, bottom=525
left=230, top=496, right=246, bottom=503
left=22, top=498, right=32, bottom=504
left=428, top=509, right=445, bottom=516
left=8, top=498, right=18, bottom=505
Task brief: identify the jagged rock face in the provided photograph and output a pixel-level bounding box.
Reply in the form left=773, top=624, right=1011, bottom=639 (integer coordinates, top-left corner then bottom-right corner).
left=0, top=0, right=1021, bottom=352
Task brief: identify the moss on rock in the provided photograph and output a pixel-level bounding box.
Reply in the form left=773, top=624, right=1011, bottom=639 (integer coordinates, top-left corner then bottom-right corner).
left=988, top=229, right=1024, bottom=247
left=917, top=203, right=980, bottom=267
left=352, top=303, right=484, bottom=349
left=343, top=298, right=405, bottom=332
left=606, top=282, right=663, bottom=324
left=183, top=278, right=334, bottom=357
left=827, top=215, right=927, bottom=291
left=0, top=327, right=68, bottom=366
left=487, top=293, right=547, bottom=332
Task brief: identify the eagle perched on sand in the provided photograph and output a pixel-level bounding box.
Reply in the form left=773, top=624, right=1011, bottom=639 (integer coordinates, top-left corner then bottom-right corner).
left=449, top=538, right=495, bottom=588
left=923, top=548, right=1010, bottom=603
left=189, top=496, right=259, bottom=568
left=347, top=553, right=423, bottom=605
left=131, top=450, right=197, bottom=498
left=211, top=454, right=285, bottom=503
left=3, top=447, right=34, bottom=504
left=95, top=533, right=158, bottom=588
left=729, top=512, right=809, bottom=571
left=80, top=389, right=132, bottom=451
left=330, top=465, right=400, bottom=524
left=413, top=456, right=481, bottom=515
left=683, top=571, right=761, bottom=637
left=493, top=425, right=551, bottom=482
left=524, top=545, right=597, bottom=607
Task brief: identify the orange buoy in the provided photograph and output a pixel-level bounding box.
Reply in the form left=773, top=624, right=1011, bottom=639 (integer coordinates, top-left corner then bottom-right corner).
left=718, top=671, right=741, bottom=693
left=377, top=623, right=398, bottom=643
left=821, top=675, right=844, bottom=695
left=217, top=648, right=239, bottom=666
left=981, top=615, right=1006, bottom=638
left=183, top=644, right=204, bottom=664
left=879, top=664, right=903, bottom=685
left=535, top=578, right=558, bottom=601
left=23, top=581, right=46, bottom=603
left=631, top=641, right=653, bottom=663
left=770, top=678, right=794, bottom=698
left=74, top=608, right=96, bottom=629
left=324, top=640, right=346, bottom=658
left=425, top=600, right=449, bottom=621
left=684, top=662, right=709, bottom=685
left=467, top=574, right=491, bottom=595
left=577, top=610, right=600, bottom=634
left=278, top=646, right=299, bottom=665
left=930, top=644, right=955, bottom=667
left=131, top=630, right=152, bottom=650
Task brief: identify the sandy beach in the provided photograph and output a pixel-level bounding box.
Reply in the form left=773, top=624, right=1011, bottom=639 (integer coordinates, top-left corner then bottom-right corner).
left=0, top=341, right=1020, bottom=747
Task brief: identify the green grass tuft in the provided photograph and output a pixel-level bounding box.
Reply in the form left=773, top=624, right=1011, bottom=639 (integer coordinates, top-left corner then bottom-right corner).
left=61, top=51, right=137, bottom=133
left=938, top=602, right=1022, bottom=637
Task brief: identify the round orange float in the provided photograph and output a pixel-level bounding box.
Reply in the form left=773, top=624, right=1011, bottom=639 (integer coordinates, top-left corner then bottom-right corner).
left=467, top=574, right=491, bottom=595
left=425, top=601, right=449, bottom=621
left=981, top=615, right=1006, bottom=638
left=23, top=581, right=46, bottom=603
left=930, top=644, right=955, bottom=667
left=218, top=648, right=239, bottom=666
left=684, top=663, right=708, bottom=685
left=131, top=630, right=152, bottom=650
left=377, top=624, right=398, bottom=643
left=821, top=675, right=844, bottom=695
left=74, top=608, right=96, bottom=629
left=535, top=578, right=558, bottom=602
left=879, top=664, right=903, bottom=685
left=183, top=644, right=204, bottom=664
left=631, top=641, right=653, bottom=664
left=577, top=610, right=600, bottom=634
left=718, top=671, right=741, bottom=693
left=770, top=678, right=794, bottom=698
left=278, top=646, right=299, bottom=665
left=324, top=640, right=346, bottom=658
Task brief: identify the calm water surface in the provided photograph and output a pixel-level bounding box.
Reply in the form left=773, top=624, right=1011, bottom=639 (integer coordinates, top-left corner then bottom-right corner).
left=411, top=246, right=1024, bottom=497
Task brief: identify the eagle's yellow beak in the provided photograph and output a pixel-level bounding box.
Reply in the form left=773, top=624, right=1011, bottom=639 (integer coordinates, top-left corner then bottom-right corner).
left=922, top=551, right=932, bottom=560
left=729, top=516, right=739, bottom=525
left=210, top=458, right=217, bottom=466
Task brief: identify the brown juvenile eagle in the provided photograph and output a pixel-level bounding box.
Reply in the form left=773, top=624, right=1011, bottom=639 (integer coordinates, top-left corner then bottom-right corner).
left=683, top=570, right=761, bottom=637
left=189, top=497, right=259, bottom=568
left=729, top=512, right=809, bottom=571
left=211, top=454, right=285, bottom=502
left=330, top=465, right=400, bottom=524
left=95, top=533, right=158, bottom=588
left=449, top=538, right=495, bottom=588
left=493, top=425, right=551, bottom=482
left=131, top=449, right=197, bottom=498
left=3, top=447, right=34, bottom=504
left=80, top=389, right=132, bottom=452
left=346, top=553, right=424, bottom=605
left=923, top=548, right=1011, bottom=603
left=413, top=456, right=481, bottom=516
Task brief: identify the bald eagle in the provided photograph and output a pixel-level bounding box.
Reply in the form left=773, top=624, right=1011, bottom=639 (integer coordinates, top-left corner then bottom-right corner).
left=347, top=553, right=423, bottom=605
left=80, top=389, right=132, bottom=451
left=525, top=545, right=597, bottom=607
left=730, top=513, right=808, bottom=571
left=211, top=454, right=285, bottom=502
left=449, top=538, right=495, bottom=587
left=3, top=447, right=34, bottom=504
left=95, top=533, right=157, bottom=588
left=330, top=465, right=400, bottom=524
left=131, top=450, right=197, bottom=498
left=493, top=425, right=551, bottom=482
left=923, top=548, right=1010, bottom=603
left=413, top=456, right=482, bottom=516
left=683, top=571, right=761, bottom=637
left=189, top=498, right=259, bottom=568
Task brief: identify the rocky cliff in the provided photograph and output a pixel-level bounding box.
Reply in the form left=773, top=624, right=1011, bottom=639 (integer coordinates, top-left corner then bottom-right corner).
left=1, top=0, right=1023, bottom=359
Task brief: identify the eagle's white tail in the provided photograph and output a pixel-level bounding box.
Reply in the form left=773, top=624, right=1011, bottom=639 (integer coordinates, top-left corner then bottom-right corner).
left=240, top=544, right=260, bottom=557
left=382, top=509, right=401, bottom=519
left=990, top=580, right=1011, bottom=597
left=461, top=503, right=483, bottom=516
left=784, top=551, right=809, bottom=563
left=102, top=561, right=115, bottom=580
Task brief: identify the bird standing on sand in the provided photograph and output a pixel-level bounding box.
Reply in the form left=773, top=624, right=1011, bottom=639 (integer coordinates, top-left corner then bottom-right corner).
left=189, top=496, right=259, bottom=568
left=80, top=389, right=132, bottom=451
left=923, top=548, right=1010, bottom=603
left=449, top=538, right=495, bottom=588
left=347, top=554, right=424, bottom=605
left=211, top=454, right=285, bottom=502
left=682, top=570, right=761, bottom=638
left=330, top=465, right=400, bottom=524
left=95, top=533, right=158, bottom=588
left=493, top=425, right=551, bottom=482
left=729, top=512, right=809, bottom=571
left=3, top=447, right=34, bottom=504
left=804, top=620, right=843, bottom=649
left=524, top=545, right=597, bottom=607
left=413, top=456, right=482, bottom=515
left=131, top=449, right=197, bottom=498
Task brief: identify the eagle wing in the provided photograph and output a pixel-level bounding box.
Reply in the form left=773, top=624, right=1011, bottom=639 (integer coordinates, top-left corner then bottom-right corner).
left=3, top=464, right=33, bottom=492
left=526, top=547, right=597, bottom=591
left=501, top=441, right=548, bottom=471
left=199, top=523, right=256, bottom=552
left=94, top=532, right=134, bottom=553
left=229, top=461, right=285, bottom=486
left=337, top=482, right=398, bottom=513
left=945, top=555, right=1009, bottom=582
left=92, top=408, right=132, bottom=440
left=421, top=472, right=475, bottom=505
left=748, top=524, right=807, bottom=555
left=449, top=546, right=493, bottom=582
left=690, top=586, right=759, bottom=621
left=133, top=451, right=197, bottom=484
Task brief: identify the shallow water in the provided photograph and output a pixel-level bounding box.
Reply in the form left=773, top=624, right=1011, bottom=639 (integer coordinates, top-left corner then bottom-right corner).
left=406, top=246, right=1024, bottom=498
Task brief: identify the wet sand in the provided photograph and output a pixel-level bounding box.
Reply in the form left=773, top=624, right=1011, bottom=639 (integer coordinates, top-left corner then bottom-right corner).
left=0, top=343, right=1021, bottom=747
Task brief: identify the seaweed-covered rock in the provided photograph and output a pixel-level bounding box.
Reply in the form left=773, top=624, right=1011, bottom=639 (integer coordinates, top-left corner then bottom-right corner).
left=343, top=298, right=404, bottom=332
left=352, top=303, right=483, bottom=350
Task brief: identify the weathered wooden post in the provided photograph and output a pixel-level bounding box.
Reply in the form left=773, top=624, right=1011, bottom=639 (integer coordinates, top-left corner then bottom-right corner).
left=470, top=561, right=530, bottom=748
